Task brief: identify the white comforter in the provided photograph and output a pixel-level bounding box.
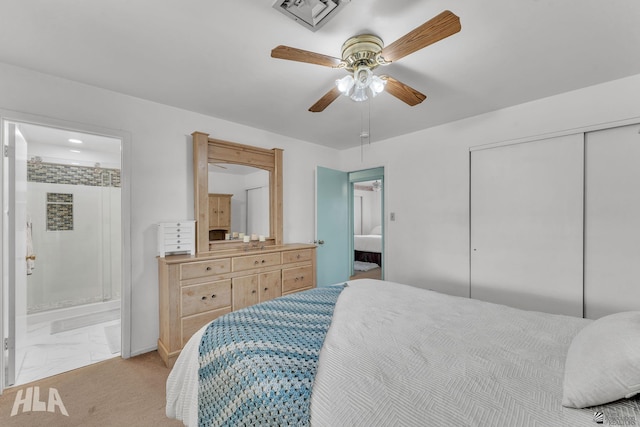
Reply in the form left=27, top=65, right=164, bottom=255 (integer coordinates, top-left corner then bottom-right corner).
left=167, top=279, right=614, bottom=426
left=353, top=234, right=381, bottom=253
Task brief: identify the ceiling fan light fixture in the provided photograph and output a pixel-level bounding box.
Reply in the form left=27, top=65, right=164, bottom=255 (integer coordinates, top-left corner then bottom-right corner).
left=350, top=86, right=368, bottom=102
left=354, top=65, right=372, bottom=89
left=336, top=74, right=355, bottom=94
left=369, top=75, right=386, bottom=97
left=336, top=67, right=386, bottom=101
left=272, top=10, right=460, bottom=112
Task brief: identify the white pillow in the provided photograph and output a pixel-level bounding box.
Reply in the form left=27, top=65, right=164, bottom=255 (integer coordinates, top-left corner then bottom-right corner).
left=562, top=311, right=640, bottom=408
left=369, top=225, right=382, bottom=235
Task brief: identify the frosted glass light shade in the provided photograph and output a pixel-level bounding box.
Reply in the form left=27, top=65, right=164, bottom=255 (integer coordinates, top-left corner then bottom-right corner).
left=336, top=75, right=355, bottom=94
left=350, top=86, right=368, bottom=102
left=335, top=68, right=385, bottom=101
left=370, top=75, right=386, bottom=96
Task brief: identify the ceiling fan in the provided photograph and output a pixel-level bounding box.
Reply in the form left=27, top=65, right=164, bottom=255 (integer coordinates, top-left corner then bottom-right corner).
left=271, top=10, right=461, bottom=112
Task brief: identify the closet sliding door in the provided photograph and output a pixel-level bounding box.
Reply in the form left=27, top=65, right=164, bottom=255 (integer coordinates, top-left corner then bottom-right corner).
left=470, top=134, right=584, bottom=317
left=584, top=124, right=640, bottom=319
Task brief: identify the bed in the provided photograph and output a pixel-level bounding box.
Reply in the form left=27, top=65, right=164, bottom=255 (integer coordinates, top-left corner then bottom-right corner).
left=166, top=279, right=640, bottom=426
left=354, top=225, right=382, bottom=266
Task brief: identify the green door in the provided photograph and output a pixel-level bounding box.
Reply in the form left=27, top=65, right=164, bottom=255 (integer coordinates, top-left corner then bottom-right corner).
left=315, top=166, right=350, bottom=286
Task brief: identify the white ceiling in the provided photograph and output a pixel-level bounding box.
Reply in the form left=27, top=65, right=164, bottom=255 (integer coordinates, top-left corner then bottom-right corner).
left=2, top=0, right=639, bottom=150
left=17, top=122, right=121, bottom=168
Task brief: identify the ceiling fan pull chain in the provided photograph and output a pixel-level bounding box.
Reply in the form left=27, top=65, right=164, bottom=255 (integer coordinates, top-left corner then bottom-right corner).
left=360, top=98, right=371, bottom=162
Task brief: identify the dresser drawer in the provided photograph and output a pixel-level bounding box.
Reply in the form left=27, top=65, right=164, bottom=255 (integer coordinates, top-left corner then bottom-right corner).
left=181, top=307, right=231, bottom=346
left=180, top=259, right=231, bottom=280
left=233, top=252, right=281, bottom=272
left=163, top=237, right=193, bottom=245
left=162, top=223, right=194, bottom=234
left=282, top=249, right=313, bottom=264
left=164, top=243, right=191, bottom=253
left=282, top=265, right=313, bottom=293
left=181, top=279, right=231, bottom=317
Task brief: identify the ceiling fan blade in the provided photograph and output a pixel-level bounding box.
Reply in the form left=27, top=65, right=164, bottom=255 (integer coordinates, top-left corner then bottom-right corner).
left=380, top=10, right=461, bottom=63
left=271, top=45, right=344, bottom=68
left=309, top=87, right=342, bottom=112
left=381, top=76, right=427, bottom=106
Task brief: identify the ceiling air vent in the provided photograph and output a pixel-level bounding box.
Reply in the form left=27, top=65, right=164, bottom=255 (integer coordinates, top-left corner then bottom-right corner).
left=272, top=0, right=350, bottom=32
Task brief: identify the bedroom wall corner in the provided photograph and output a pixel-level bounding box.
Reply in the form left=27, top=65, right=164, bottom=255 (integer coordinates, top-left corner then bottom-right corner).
left=338, top=73, right=640, bottom=299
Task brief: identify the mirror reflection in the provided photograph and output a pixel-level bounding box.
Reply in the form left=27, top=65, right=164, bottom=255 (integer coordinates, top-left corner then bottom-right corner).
left=208, top=163, right=270, bottom=241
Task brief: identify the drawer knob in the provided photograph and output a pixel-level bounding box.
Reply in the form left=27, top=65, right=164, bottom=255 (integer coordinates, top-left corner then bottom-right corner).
left=177, top=246, right=181, bottom=249
left=177, top=234, right=181, bottom=238
left=177, top=240, right=181, bottom=243
left=206, top=266, right=212, bottom=271
left=254, top=260, right=259, bottom=265
left=211, top=294, right=216, bottom=298
left=177, top=223, right=181, bottom=226
left=251, top=290, right=256, bottom=294
left=264, top=287, right=268, bottom=291
left=177, top=229, right=181, bottom=232
left=201, top=296, right=207, bottom=300
left=261, top=259, right=266, bottom=264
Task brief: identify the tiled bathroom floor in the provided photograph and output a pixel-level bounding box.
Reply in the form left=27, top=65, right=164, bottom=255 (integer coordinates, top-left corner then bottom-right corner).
left=13, top=318, right=121, bottom=386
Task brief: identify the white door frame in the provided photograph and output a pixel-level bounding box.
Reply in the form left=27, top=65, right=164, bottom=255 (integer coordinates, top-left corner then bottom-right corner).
left=348, top=167, right=385, bottom=279
left=0, top=110, right=132, bottom=394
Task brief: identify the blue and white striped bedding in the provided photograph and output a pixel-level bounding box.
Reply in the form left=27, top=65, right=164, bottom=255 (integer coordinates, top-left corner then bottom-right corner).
left=197, top=285, right=345, bottom=427
left=167, top=279, right=640, bottom=427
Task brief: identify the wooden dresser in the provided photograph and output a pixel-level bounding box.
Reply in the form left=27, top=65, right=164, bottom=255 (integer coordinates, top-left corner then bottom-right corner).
left=157, top=243, right=316, bottom=367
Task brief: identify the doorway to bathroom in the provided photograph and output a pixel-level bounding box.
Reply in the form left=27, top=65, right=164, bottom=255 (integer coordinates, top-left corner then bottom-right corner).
left=2, top=120, right=123, bottom=387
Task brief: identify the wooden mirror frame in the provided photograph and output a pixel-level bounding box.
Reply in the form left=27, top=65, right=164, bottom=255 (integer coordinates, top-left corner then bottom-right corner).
left=192, top=131, right=283, bottom=253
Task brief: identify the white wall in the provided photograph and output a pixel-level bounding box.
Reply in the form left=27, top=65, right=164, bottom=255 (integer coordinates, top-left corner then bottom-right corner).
left=3, top=59, right=639, bottom=353
left=0, top=62, right=339, bottom=355
left=353, top=188, right=381, bottom=235
left=340, top=73, right=640, bottom=298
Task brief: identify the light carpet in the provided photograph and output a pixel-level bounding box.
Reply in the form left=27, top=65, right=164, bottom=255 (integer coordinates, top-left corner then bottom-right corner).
left=0, top=351, right=182, bottom=427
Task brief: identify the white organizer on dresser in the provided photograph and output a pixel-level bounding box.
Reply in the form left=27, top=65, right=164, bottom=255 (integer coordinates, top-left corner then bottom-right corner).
left=157, top=221, right=196, bottom=257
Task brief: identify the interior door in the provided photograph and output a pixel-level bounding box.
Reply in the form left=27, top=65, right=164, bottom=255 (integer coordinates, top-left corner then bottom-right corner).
left=315, top=166, right=350, bottom=287
left=470, top=134, right=584, bottom=317
left=3, top=122, right=28, bottom=388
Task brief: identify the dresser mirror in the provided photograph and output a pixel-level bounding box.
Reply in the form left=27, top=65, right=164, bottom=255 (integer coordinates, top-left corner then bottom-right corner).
left=193, top=132, right=283, bottom=253
left=208, top=164, right=270, bottom=240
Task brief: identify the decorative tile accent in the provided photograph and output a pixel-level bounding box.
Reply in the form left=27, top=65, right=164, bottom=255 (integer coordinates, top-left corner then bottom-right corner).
left=47, top=192, right=73, bottom=203
left=47, top=193, right=73, bottom=231
left=28, top=161, right=121, bottom=187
